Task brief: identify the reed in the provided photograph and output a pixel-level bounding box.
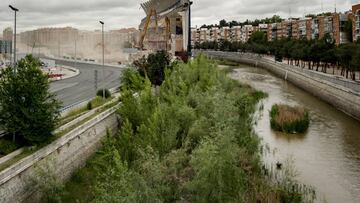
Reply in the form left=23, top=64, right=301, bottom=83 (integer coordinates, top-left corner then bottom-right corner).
left=270, top=104, right=310, bottom=134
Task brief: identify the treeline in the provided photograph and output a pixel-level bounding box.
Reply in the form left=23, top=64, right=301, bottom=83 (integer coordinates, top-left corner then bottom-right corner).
left=60, top=54, right=315, bottom=202
left=195, top=32, right=360, bottom=80
left=200, top=15, right=283, bottom=29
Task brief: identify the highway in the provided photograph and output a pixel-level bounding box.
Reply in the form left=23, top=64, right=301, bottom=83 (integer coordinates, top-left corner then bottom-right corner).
left=49, top=58, right=124, bottom=108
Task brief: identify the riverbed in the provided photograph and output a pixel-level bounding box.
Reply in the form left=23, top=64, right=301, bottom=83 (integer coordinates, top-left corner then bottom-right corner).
left=229, top=64, right=360, bottom=203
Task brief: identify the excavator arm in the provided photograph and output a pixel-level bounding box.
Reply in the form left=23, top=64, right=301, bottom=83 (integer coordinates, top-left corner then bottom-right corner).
left=138, top=9, right=158, bottom=50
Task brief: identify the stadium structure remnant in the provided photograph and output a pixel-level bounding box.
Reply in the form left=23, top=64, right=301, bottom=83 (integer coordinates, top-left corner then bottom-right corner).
left=139, top=0, right=192, bottom=58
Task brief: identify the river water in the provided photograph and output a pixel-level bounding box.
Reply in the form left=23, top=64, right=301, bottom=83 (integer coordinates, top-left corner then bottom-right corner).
left=228, top=64, right=360, bottom=203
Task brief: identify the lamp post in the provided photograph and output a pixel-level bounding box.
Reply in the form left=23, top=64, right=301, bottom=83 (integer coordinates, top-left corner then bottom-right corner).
left=187, top=1, right=193, bottom=57
left=99, top=21, right=105, bottom=99
left=9, top=5, right=19, bottom=72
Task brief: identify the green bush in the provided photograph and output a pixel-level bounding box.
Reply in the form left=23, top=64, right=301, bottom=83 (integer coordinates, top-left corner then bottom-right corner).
left=96, top=89, right=111, bottom=99
left=86, top=101, right=93, bottom=110
left=270, top=104, right=310, bottom=133
left=0, top=139, right=18, bottom=155
left=120, top=68, right=146, bottom=92
left=132, top=50, right=171, bottom=86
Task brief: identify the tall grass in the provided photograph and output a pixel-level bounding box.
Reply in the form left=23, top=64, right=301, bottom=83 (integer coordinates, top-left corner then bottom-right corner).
left=270, top=104, right=310, bottom=134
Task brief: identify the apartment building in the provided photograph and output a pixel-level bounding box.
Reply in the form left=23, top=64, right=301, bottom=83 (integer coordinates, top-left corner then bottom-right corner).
left=267, top=23, right=278, bottom=41
left=352, top=4, right=360, bottom=41
left=192, top=5, right=358, bottom=45
left=199, top=28, right=210, bottom=43
left=210, top=27, right=220, bottom=42
left=231, top=26, right=241, bottom=42
left=191, top=28, right=198, bottom=45
left=291, top=21, right=299, bottom=39
left=221, top=26, right=231, bottom=41
left=240, top=25, right=254, bottom=42
left=258, top=24, right=268, bottom=33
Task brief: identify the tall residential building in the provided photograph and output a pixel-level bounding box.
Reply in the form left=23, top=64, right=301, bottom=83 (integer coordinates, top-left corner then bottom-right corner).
left=191, top=28, right=198, bottom=45
left=199, top=28, right=209, bottom=43
left=231, top=26, right=241, bottom=42
left=352, top=4, right=360, bottom=41
left=332, top=13, right=351, bottom=45
left=221, top=26, right=231, bottom=41
left=192, top=5, right=357, bottom=45
left=311, top=18, right=320, bottom=39
left=240, top=25, right=254, bottom=42
left=267, top=23, right=278, bottom=41
left=210, top=27, right=220, bottom=42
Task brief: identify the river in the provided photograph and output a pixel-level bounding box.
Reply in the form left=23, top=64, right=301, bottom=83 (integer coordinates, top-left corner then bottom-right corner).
left=228, top=64, right=360, bottom=203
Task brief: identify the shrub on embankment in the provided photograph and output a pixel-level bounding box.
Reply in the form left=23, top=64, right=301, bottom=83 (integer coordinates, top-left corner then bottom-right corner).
left=61, top=55, right=315, bottom=203
left=96, top=89, right=111, bottom=99
left=270, top=104, right=310, bottom=134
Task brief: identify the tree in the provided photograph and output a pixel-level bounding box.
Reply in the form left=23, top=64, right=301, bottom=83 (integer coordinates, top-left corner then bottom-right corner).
left=133, top=50, right=171, bottom=86
left=0, top=55, right=61, bottom=145
left=248, top=31, right=267, bottom=44
left=219, top=19, right=228, bottom=27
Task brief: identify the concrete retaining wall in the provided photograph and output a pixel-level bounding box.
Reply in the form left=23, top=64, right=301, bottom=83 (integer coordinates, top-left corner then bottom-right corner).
left=0, top=106, right=120, bottom=203
left=198, top=51, right=360, bottom=121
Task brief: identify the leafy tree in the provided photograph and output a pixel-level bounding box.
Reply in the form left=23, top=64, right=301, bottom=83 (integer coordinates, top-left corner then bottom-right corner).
left=248, top=31, right=267, bottom=44
left=0, top=55, right=61, bottom=145
left=219, top=19, right=228, bottom=27
left=133, top=50, right=171, bottom=86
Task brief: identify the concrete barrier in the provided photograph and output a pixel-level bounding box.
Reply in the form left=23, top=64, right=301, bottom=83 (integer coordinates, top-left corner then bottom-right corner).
left=197, top=50, right=360, bottom=121
left=0, top=105, right=120, bottom=203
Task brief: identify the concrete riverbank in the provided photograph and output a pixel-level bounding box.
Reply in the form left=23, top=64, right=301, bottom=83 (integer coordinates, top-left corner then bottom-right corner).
left=0, top=106, right=119, bottom=203
left=196, top=50, right=360, bottom=121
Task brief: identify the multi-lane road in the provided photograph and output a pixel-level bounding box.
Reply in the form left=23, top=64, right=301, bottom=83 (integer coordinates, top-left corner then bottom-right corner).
left=49, top=58, right=124, bottom=108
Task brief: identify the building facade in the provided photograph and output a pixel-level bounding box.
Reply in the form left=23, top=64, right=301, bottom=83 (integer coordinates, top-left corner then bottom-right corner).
left=352, top=4, right=360, bottom=41
left=192, top=5, right=358, bottom=46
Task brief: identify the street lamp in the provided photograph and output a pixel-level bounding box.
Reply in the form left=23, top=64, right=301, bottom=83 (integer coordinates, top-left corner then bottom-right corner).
left=99, top=21, right=105, bottom=99
left=9, top=5, right=19, bottom=72
left=186, top=1, right=193, bottom=57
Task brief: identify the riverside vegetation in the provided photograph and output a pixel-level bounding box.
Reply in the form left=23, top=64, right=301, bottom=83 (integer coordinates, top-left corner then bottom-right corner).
left=270, top=104, right=310, bottom=134
left=57, top=54, right=315, bottom=203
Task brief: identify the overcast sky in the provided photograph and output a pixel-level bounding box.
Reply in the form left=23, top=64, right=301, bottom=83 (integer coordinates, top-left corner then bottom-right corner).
left=0, top=0, right=358, bottom=32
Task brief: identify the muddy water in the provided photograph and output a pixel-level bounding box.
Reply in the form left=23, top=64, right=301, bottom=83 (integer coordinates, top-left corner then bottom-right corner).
left=229, top=64, right=360, bottom=203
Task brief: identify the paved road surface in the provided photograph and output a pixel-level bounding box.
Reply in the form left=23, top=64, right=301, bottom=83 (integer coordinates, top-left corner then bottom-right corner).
left=49, top=58, right=124, bottom=107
